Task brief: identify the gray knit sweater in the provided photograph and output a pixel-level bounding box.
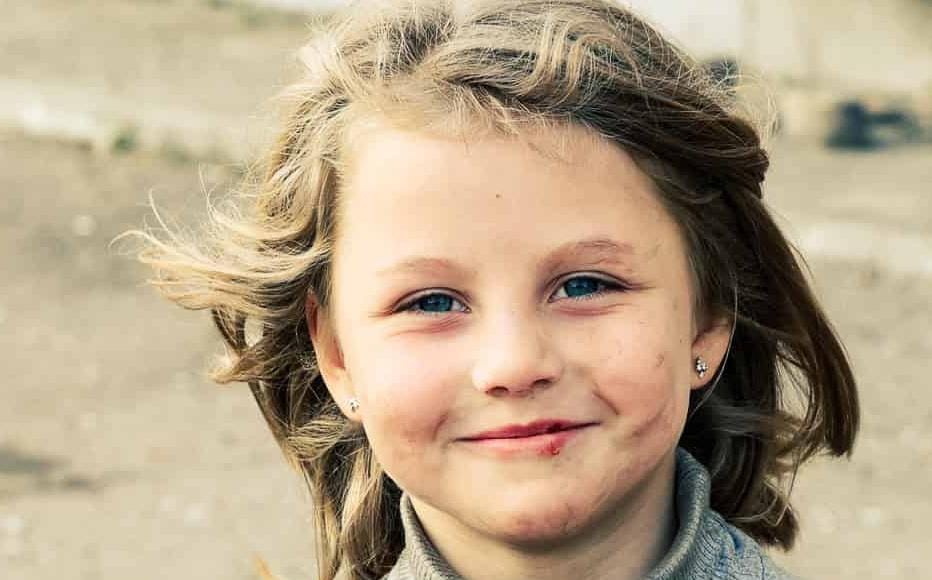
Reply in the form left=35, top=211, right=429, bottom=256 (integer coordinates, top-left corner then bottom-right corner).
left=383, top=448, right=795, bottom=579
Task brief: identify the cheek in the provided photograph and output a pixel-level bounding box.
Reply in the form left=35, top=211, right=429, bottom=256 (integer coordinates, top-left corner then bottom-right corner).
left=346, top=336, right=460, bottom=475
left=582, top=306, right=692, bottom=436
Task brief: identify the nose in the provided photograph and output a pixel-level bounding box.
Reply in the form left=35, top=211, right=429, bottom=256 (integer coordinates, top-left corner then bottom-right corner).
left=470, top=309, right=564, bottom=397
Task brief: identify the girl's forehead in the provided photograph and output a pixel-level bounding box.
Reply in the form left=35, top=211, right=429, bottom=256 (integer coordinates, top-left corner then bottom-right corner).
left=339, top=108, right=610, bottom=173
left=339, top=116, right=654, bottom=202
left=333, top=120, right=683, bottom=274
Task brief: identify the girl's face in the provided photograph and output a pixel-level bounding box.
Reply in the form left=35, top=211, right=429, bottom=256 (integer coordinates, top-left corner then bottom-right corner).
left=310, top=121, right=727, bottom=547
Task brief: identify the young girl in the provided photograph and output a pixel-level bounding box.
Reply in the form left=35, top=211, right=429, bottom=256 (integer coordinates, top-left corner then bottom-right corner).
left=137, top=0, right=859, bottom=578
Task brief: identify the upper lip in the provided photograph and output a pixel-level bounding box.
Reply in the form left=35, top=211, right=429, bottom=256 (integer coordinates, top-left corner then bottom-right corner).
left=461, top=419, right=597, bottom=441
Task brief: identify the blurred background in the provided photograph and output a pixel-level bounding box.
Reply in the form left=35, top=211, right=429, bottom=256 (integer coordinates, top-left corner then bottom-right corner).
left=1, top=0, right=930, bottom=578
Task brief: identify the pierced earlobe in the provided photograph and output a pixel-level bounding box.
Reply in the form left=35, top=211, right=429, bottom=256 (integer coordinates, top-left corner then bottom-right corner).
left=694, top=356, right=709, bottom=379
left=348, top=398, right=360, bottom=413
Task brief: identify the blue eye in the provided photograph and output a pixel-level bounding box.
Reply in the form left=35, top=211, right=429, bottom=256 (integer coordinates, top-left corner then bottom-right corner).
left=400, top=292, right=468, bottom=315
left=553, top=275, right=620, bottom=301
left=398, top=275, right=623, bottom=316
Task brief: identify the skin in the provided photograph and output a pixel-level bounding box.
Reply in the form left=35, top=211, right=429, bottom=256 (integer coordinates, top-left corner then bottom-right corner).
left=308, top=121, right=730, bottom=580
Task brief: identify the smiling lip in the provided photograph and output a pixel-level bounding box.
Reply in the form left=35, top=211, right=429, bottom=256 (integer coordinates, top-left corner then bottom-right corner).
left=461, top=419, right=597, bottom=441
left=457, top=420, right=598, bottom=457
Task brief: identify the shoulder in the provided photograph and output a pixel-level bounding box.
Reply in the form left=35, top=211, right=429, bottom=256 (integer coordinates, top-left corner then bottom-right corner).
left=653, top=449, right=800, bottom=580
left=707, top=511, right=799, bottom=580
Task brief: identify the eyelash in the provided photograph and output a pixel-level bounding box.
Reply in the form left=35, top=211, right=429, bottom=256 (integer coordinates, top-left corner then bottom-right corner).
left=396, top=275, right=627, bottom=316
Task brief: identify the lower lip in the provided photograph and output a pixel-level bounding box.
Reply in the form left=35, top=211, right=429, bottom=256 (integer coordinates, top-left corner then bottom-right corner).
left=460, top=425, right=594, bottom=458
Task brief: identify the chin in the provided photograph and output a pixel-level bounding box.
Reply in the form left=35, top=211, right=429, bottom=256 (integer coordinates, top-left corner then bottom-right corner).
left=479, top=487, right=606, bottom=547
left=469, top=453, right=675, bottom=548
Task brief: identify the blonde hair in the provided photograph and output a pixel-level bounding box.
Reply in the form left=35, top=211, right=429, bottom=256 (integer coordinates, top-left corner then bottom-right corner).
left=132, top=1, right=859, bottom=578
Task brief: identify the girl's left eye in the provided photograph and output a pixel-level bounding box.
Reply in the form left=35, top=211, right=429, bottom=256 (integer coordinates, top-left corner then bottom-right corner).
left=551, top=275, right=623, bottom=302
left=397, top=275, right=623, bottom=316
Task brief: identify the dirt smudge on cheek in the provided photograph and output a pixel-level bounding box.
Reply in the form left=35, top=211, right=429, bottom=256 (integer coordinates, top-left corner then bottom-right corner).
left=628, top=391, right=676, bottom=443
left=375, top=424, right=429, bottom=487
left=371, top=400, right=421, bottom=457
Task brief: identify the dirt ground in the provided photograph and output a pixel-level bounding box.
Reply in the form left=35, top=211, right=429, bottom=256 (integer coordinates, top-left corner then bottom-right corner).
left=2, top=2, right=931, bottom=579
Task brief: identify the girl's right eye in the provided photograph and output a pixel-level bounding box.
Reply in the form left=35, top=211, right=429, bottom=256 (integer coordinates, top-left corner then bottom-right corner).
left=398, top=292, right=468, bottom=316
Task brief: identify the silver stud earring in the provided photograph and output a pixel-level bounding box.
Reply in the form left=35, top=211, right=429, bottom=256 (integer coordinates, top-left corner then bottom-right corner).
left=348, top=398, right=360, bottom=413
left=694, top=356, right=709, bottom=379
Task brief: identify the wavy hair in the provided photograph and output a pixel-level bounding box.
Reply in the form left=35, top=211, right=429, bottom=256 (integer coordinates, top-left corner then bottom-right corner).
left=132, top=1, right=859, bottom=578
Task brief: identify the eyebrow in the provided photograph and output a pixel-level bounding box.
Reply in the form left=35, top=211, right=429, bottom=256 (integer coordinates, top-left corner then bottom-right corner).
left=540, top=237, right=636, bottom=275
left=375, top=237, right=636, bottom=279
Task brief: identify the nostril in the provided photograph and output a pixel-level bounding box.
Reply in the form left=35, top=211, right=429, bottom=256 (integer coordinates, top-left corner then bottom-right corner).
left=485, top=384, right=543, bottom=397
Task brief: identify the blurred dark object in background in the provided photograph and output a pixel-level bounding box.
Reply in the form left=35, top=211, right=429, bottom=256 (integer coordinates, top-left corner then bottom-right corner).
left=827, top=99, right=923, bottom=150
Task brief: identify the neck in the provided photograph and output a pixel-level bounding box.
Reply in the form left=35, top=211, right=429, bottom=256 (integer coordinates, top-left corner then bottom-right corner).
left=409, top=453, right=678, bottom=580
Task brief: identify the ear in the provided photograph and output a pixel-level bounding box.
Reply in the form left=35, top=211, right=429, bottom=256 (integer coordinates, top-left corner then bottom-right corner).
left=689, top=314, right=733, bottom=390
left=305, top=293, right=359, bottom=421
